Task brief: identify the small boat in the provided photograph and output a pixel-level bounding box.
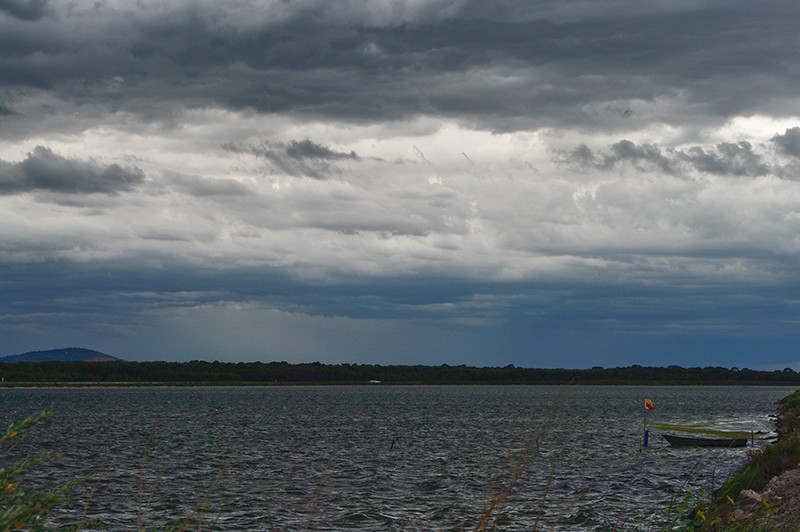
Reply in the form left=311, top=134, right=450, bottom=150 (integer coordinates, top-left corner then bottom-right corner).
left=663, top=434, right=748, bottom=447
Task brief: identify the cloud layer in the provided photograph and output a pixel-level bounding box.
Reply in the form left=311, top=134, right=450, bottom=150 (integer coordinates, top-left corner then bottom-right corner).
left=2, top=1, right=800, bottom=368
left=0, top=146, right=145, bottom=194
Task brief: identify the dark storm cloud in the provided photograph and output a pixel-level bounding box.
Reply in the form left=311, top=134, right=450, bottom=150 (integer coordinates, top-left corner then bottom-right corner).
left=0, top=0, right=48, bottom=21
left=564, top=139, right=772, bottom=177
left=563, top=142, right=673, bottom=172
left=772, top=127, right=800, bottom=158
left=0, top=259, right=501, bottom=326
left=678, top=142, right=770, bottom=177
left=223, top=139, right=359, bottom=179
left=2, top=1, right=799, bottom=131
left=4, top=258, right=799, bottom=367
left=0, top=146, right=145, bottom=194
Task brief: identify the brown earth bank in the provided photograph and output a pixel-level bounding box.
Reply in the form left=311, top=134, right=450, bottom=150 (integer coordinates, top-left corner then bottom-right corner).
left=697, top=389, right=800, bottom=530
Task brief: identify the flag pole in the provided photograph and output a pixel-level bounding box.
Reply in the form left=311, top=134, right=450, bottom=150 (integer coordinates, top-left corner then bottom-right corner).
left=642, top=398, right=653, bottom=447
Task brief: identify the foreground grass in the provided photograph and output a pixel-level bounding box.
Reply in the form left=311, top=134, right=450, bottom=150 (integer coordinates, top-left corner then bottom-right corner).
left=1, top=412, right=235, bottom=531
left=0, top=412, right=84, bottom=530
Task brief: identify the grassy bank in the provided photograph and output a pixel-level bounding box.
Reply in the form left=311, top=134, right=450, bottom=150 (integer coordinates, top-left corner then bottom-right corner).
left=693, top=389, right=800, bottom=530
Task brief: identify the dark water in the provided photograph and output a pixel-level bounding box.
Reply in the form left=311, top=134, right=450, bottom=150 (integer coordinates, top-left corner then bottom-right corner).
left=0, top=385, right=793, bottom=530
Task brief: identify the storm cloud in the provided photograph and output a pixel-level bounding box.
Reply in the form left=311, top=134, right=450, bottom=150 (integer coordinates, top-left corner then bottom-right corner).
left=3, top=0, right=800, bottom=369
left=564, top=140, right=773, bottom=178
left=0, top=146, right=145, bottom=194
left=773, top=127, right=800, bottom=158
left=2, top=1, right=799, bottom=133
left=0, top=0, right=48, bottom=21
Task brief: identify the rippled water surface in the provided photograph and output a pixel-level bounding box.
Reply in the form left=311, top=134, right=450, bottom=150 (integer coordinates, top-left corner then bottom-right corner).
left=0, top=385, right=794, bottom=530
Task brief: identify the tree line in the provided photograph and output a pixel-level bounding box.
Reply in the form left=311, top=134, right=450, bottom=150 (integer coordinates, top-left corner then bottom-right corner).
left=1, top=360, right=799, bottom=385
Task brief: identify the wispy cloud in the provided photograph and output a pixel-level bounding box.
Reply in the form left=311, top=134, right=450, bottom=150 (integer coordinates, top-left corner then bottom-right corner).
left=223, top=138, right=360, bottom=179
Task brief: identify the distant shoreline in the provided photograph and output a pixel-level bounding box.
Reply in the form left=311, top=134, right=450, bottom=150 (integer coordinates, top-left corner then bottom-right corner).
left=2, top=360, right=800, bottom=387
left=1, top=381, right=799, bottom=388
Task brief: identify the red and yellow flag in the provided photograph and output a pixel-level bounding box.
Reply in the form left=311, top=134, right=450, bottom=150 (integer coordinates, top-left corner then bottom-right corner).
left=644, top=398, right=655, bottom=410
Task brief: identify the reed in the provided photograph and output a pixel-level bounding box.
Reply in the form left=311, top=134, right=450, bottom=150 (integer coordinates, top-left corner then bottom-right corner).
left=0, top=411, right=84, bottom=530
left=2, top=410, right=287, bottom=531
left=474, top=397, right=561, bottom=531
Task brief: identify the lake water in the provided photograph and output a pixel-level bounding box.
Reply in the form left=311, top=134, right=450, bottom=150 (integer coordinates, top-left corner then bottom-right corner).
left=0, top=385, right=794, bottom=530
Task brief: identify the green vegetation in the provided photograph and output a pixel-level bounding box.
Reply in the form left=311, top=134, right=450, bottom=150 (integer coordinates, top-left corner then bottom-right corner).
left=1, top=413, right=231, bottom=531
left=777, top=389, right=800, bottom=440
left=0, top=412, right=83, bottom=530
left=690, top=389, right=800, bottom=530
left=1, top=360, right=799, bottom=385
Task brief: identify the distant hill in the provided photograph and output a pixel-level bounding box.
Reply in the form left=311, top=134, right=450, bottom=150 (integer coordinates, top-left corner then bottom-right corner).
left=0, top=347, right=122, bottom=363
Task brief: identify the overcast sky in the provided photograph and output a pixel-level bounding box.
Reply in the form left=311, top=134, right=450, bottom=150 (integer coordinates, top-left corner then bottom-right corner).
left=2, top=0, right=800, bottom=368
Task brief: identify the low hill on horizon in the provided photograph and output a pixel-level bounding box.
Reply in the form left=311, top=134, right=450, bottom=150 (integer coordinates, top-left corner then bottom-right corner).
left=0, top=347, right=122, bottom=363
